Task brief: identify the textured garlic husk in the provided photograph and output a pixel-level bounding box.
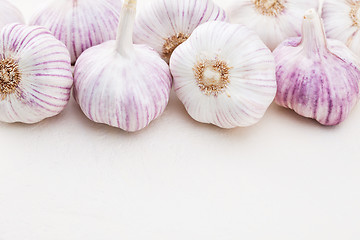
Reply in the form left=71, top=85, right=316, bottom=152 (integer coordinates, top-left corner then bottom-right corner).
left=0, top=24, right=73, bottom=124
left=228, top=0, right=319, bottom=51
left=133, top=0, right=227, bottom=64
left=0, top=0, right=25, bottom=30
left=170, top=21, right=277, bottom=129
left=74, top=0, right=172, bottom=132
left=274, top=9, right=360, bottom=126
left=322, top=0, right=360, bottom=57
left=30, top=0, right=122, bottom=64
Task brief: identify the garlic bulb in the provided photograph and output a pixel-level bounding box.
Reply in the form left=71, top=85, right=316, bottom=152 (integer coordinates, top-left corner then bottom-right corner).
left=228, top=0, right=319, bottom=51
left=133, top=0, right=227, bottom=63
left=322, top=0, right=360, bottom=57
left=0, top=24, right=73, bottom=124
left=0, top=0, right=25, bottom=30
left=30, top=0, right=122, bottom=64
left=170, top=21, right=277, bottom=128
left=274, top=9, right=360, bottom=126
left=74, top=0, right=172, bottom=132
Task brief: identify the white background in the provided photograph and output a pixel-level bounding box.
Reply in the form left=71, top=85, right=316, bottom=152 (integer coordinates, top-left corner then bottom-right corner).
left=1, top=0, right=359, bottom=239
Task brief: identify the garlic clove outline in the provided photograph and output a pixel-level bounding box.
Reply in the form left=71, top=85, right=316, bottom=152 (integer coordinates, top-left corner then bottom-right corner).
left=74, top=0, right=172, bottom=132
left=274, top=8, right=360, bottom=126
left=322, top=0, right=360, bottom=58
left=170, top=21, right=277, bottom=129
left=228, top=0, right=319, bottom=51
left=133, top=0, right=227, bottom=64
left=0, top=0, right=25, bottom=30
left=0, top=24, right=73, bottom=124
left=30, top=0, right=123, bottom=64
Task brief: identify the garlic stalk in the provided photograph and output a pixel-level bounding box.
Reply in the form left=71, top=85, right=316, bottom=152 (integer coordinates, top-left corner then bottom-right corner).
left=0, top=24, right=73, bottom=124
left=74, top=0, right=172, bottom=132
left=322, top=0, right=360, bottom=57
left=133, top=0, right=227, bottom=63
left=170, top=21, right=277, bottom=128
left=228, top=0, right=319, bottom=51
left=274, top=9, right=360, bottom=125
left=30, top=0, right=123, bottom=64
left=0, top=0, right=25, bottom=30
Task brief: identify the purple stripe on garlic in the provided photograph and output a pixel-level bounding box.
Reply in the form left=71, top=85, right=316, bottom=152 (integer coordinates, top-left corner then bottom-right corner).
left=170, top=21, right=277, bottom=128
left=133, top=0, right=227, bottom=64
left=74, top=0, right=172, bottom=132
left=274, top=9, right=360, bottom=126
left=0, top=0, right=25, bottom=30
left=228, top=0, right=319, bottom=51
left=0, top=24, right=73, bottom=124
left=30, top=0, right=123, bottom=64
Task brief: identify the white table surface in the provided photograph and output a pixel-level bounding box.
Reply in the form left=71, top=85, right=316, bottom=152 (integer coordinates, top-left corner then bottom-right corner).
left=1, top=0, right=359, bottom=239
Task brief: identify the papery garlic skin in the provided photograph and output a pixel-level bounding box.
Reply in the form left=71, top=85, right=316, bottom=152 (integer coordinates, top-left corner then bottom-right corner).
left=74, top=43, right=171, bottom=131
left=30, top=0, right=122, bottom=64
left=322, top=0, right=360, bottom=57
left=0, top=0, right=25, bottom=30
left=274, top=9, right=360, bottom=126
left=0, top=24, right=73, bottom=124
left=170, top=21, right=277, bottom=128
left=74, top=0, right=172, bottom=132
left=228, top=0, right=319, bottom=51
left=133, top=0, right=227, bottom=63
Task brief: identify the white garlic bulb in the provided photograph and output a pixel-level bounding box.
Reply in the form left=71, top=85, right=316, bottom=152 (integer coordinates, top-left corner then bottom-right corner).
left=30, top=0, right=122, bottom=64
left=228, top=0, right=319, bottom=51
left=322, top=0, right=360, bottom=57
left=274, top=9, right=360, bottom=126
left=74, top=0, right=172, bottom=132
left=0, top=0, right=25, bottom=30
left=170, top=21, right=277, bottom=129
left=133, top=0, right=227, bottom=63
left=0, top=24, right=73, bottom=124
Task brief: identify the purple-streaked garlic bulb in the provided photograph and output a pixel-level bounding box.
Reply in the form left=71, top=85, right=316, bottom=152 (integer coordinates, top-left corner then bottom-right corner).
left=322, top=0, right=360, bottom=57
left=133, top=0, right=227, bottom=63
left=274, top=9, right=360, bottom=126
left=0, top=24, right=73, bottom=124
left=0, top=0, right=25, bottom=30
left=30, top=0, right=122, bottom=64
left=228, top=0, right=319, bottom=51
left=170, top=21, right=277, bottom=129
left=74, top=0, right=172, bottom=132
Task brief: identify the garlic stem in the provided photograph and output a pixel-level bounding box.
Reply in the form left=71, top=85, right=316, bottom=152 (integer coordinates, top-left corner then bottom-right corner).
left=301, top=8, right=328, bottom=56
left=116, top=0, right=137, bottom=56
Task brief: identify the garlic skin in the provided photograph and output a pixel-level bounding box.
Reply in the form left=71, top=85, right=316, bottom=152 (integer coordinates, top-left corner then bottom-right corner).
left=170, top=21, right=277, bottom=129
left=0, top=0, right=25, bottom=30
left=0, top=24, right=73, bottom=124
left=133, top=0, right=227, bottom=63
left=322, top=0, right=360, bottom=57
left=30, top=0, right=122, bottom=64
left=228, top=0, right=319, bottom=51
left=274, top=9, right=360, bottom=126
left=74, top=0, right=172, bottom=132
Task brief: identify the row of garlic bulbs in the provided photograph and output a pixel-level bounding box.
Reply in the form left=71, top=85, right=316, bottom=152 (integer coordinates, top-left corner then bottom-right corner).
left=0, top=0, right=360, bottom=131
